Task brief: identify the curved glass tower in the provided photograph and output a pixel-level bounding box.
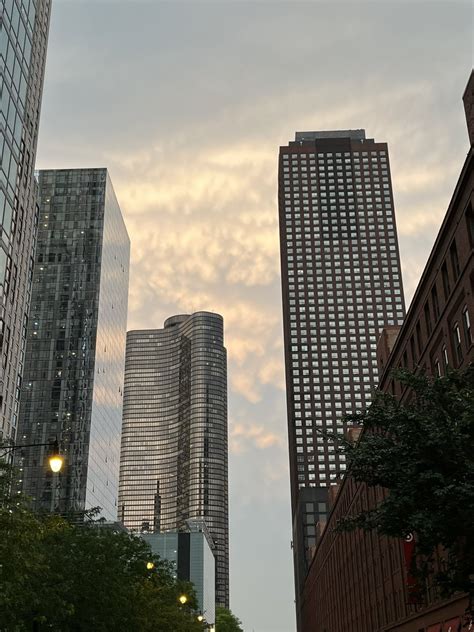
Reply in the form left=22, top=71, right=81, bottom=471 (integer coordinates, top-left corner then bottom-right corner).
left=118, top=312, right=229, bottom=607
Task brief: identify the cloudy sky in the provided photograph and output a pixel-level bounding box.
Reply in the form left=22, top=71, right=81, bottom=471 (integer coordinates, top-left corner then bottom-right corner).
left=36, top=2, right=472, bottom=630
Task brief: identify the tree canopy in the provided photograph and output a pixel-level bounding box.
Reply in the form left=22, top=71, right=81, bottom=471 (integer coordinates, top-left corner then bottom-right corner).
left=0, top=462, right=206, bottom=631
left=334, top=367, right=474, bottom=608
left=215, top=606, right=244, bottom=632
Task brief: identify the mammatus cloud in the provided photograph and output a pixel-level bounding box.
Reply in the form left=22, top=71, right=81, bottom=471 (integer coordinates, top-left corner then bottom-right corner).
left=98, top=76, right=467, bottom=420
left=105, top=73, right=464, bottom=298
left=228, top=399, right=291, bottom=505
left=230, top=422, right=283, bottom=453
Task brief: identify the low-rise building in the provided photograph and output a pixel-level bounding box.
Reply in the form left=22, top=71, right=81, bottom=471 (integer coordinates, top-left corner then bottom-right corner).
left=141, top=519, right=216, bottom=626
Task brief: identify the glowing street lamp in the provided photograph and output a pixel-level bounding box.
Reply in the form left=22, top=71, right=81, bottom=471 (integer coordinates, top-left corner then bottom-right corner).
left=179, top=594, right=188, bottom=605
left=48, top=440, right=63, bottom=473
left=1, top=439, right=64, bottom=473
left=146, top=561, right=155, bottom=570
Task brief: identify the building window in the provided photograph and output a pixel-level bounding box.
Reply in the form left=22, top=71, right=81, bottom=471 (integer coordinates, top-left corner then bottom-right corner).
left=424, top=302, right=432, bottom=336
left=410, top=335, right=416, bottom=366
left=466, top=202, right=474, bottom=248
left=453, top=323, right=463, bottom=365
left=462, top=307, right=472, bottom=346
left=442, top=345, right=449, bottom=370
left=434, top=358, right=441, bottom=377
left=449, top=240, right=460, bottom=279
left=441, top=262, right=450, bottom=300
left=416, top=321, right=422, bottom=356
left=431, top=284, right=440, bottom=320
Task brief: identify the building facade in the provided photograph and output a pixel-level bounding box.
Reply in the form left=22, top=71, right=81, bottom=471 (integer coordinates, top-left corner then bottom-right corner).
left=16, top=168, right=130, bottom=521
left=118, top=312, right=229, bottom=607
left=278, top=130, right=405, bottom=621
left=0, top=0, right=51, bottom=444
left=463, top=70, right=474, bottom=147
left=142, top=520, right=216, bottom=625
left=301, top=77, right=474, bottom=632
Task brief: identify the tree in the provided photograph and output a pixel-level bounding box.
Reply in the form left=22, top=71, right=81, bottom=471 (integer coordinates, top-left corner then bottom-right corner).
left=215, top=606, right=244, bottom=632
left=0, top=461, right=206, bottom=631
left=334, top=367, right=474, bottom=612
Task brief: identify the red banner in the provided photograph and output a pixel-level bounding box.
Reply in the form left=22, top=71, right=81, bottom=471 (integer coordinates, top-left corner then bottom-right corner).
left=442, top=618, right=460, bottom=632
left=403, top=533, right=421, bottom=603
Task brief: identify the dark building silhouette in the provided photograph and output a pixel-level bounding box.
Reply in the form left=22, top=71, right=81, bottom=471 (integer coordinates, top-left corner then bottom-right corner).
left=301, top=72, right=474, bottom=632
left=118, top=312, right=229, bottom=607
left=0, top=0, right=51, bottom=443
left=16, top=168, right=130, bottom=520
left=463, top=69, right=474, bottom=147
left=278, top=130, right=405, bottom=625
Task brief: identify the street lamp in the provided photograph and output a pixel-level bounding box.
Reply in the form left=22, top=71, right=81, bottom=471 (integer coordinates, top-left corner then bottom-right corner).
left=146, top=561, right=155, bottom=570
left=179, top=594, right=188, bottom=605
left=196, top=609, right=208, bottom=623
left=47, top=440, right=63, bottom=473
left=0, top=439, right=64, bottom=473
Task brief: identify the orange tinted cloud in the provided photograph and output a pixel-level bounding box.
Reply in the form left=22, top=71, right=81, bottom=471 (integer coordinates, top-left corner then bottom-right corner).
left=230, top=422, right=283, bottom=454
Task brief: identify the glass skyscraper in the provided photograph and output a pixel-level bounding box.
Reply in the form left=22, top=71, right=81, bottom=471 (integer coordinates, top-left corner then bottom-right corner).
left=278, top=130, right=405, bottom=625
left=0, top=0, right=51, bottom=444
left=119, top=312, right=229, bottom=607
left=142, top=521, right=216, bottom=625
left=16, top=168, right=130, bottom=521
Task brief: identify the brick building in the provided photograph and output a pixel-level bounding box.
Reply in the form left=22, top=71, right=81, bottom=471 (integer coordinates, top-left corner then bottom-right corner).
left=301, top=72, right=474, bottom=631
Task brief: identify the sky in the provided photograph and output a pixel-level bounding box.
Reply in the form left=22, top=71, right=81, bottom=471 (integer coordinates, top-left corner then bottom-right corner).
left=36, top=2, right=473, bottom=630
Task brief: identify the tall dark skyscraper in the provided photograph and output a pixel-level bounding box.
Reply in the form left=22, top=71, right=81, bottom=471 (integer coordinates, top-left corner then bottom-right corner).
left=0, top=0, right=51, bottom=444
left=16, top=168, right=130, bottom=520
left=278, top=130, right=405, bottom=624
left=118, top=312, right=229, bottom=607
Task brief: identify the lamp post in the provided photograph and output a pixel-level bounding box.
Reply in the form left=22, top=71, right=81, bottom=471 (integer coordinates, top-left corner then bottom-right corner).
left=1, top=440, right=64, bottom=513
left=0, top=439, right=64, bottom=473
left=196, top=609, right=214, bottom=630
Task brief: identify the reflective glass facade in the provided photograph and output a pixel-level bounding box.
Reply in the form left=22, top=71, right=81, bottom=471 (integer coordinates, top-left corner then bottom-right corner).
left=141, top=527, right=216, bottom=625
left=119, top=312, right=229, bottom=607
left=0, top=0, right=51, bottom=443
left=16, top=168, right=130, bottom=520
left=278, top=131, right=406, bottom=623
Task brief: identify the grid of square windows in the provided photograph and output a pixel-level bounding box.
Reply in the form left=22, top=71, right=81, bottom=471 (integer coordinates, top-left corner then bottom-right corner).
left=281, top=140, right=405, bottom=490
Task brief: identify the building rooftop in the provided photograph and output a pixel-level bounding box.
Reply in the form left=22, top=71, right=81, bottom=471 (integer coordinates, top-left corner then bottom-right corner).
left=295, top=129, right=366, bottom=141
